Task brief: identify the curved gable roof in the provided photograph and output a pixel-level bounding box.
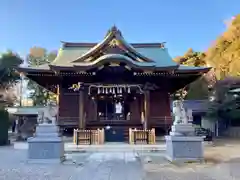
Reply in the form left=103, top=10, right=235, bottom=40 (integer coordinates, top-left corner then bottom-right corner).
left=51, top=26, right=178, bottom=67
left=72, top=26, right=155, bottom=63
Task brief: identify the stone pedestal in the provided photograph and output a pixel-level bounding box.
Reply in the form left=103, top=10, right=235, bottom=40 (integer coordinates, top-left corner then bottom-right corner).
left=27, top=124, right=64, bottom=163
left=169, top=124, right=195, bottom=136
left=165, top=124, right=204, bottom=163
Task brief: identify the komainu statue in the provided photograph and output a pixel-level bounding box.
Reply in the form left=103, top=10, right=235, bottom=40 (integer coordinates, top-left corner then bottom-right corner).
left=38, top=101, right=58, bottom=125
left=172, top=100, right=189, bottom=125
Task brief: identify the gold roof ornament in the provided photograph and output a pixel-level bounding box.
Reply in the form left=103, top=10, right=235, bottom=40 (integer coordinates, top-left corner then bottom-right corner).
left=109, top=62, right=120, bottom=67
left=109, top=38, right=120, bottom=47
left=69, top=82, right=83, bottom=91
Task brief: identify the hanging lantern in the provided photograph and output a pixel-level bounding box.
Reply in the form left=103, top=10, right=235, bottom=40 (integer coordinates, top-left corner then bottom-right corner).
left=109, top=88, right=112, bottom=94
left=128, top=87, right=131, bottom=93
left=113, top=87, right=116, bottom=94
left=97, top=87, right=100, bottom=94
left=106, top=88, right=108, bottom=94
left=119, top=87, right=122, bottom=94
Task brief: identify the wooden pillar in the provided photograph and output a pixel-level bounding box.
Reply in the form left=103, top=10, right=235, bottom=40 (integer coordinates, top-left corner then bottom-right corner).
left=79, top=90, right=85, bottom=129
left=56, top=85, right=60, bottom=105
left=144, top=91, right=150, bottom=130
left=93, top=98, right=98, bottom=120
left=56, top=85, right=60, bottom=123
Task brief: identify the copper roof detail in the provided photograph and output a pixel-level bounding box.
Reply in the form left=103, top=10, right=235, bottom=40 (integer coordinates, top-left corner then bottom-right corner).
left=16, top=26, right=211, bottom=76
left=72, top=26, right=155, bottom=63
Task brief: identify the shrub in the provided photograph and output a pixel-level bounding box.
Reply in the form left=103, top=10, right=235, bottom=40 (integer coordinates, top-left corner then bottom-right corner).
left=0, top=109, right=9, bottom=145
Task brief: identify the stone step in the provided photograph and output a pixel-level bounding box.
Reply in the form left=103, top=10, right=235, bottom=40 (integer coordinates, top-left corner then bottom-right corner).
left=13, top=142, right=166, bottom=153
left=66, top=145, right=166, bottom=153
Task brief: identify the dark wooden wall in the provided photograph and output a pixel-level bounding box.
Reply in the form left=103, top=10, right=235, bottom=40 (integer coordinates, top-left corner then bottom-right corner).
left=130, top=96, right=142, bottom=122
left=58, top=87, right=79, bottom=127
left=85, top=96, right=97, bottom=121
left=58, top=87, right=172, bottom=130
left=149, top=90, right=172, bottom=127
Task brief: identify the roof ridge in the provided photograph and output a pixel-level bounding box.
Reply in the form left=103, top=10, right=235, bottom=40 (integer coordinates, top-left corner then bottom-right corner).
left=71, top=26, right=157, bottom=63
left=61, top=42, right=165, bottom=48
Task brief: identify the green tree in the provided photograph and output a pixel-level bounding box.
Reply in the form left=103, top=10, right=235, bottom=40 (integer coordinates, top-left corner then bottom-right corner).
left=173, top=49, right=209, bottom=100
left=26, top=47, right=57, bottom=105
left=207, top=77, right=240, bottom=123
left=0, top=109, right=9, bottom=145
left=203, top=14, right=240, bottom=124
left=174, top=48, right=207, bottom=67
left=0, top=51, right=22, bottom=145
left=173, top=14, right=240, bottom=125
left=205, top=14, right=240, bottom=79
left=0, top=51, right=23, bottom=105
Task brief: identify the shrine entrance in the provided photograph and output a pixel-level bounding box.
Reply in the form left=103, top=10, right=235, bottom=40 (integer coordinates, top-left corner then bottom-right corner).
left=96, top=94, right=130, bottom=142
left=105, top=127, right=125, bottom=142
left=87, top=84, right=143, bottom=142
left=88, top=84, right=143, bottom=122
left=97, top=95, right=131, bottom=121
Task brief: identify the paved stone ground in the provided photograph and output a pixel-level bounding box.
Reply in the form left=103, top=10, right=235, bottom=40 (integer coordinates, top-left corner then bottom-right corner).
left=1, top=144, right=240, bottom=180
left=0, top=146, right=144, bottom=180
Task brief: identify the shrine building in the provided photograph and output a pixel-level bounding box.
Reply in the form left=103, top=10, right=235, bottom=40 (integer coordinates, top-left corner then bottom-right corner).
left=17, top=26, right=210, bottom=142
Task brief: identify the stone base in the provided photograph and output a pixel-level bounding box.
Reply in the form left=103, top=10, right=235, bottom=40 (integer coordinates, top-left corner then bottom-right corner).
left=27, top=124, right=64, bottom=164
left=165, top=135, right=204, bottom=163
left=27, top=156, right=65, bottom=164
left=165, top=156, right=203, bottom=163
left=170, top=124, right=195, bottom=136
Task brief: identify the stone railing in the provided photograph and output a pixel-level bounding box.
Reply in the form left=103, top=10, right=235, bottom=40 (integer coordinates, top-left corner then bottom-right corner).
left=73, top=129, right=105, bottom=145
left=129, top=128, right=155, bottom=144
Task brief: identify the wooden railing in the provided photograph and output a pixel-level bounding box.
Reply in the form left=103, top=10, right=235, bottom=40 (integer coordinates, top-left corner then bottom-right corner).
left=129, top=128, right=156, bottom=144
left=58, top=117, right=78, bottom=126
left=149, top=116, right=172, bottom=125
left=73, top=129, right=104, bottom=145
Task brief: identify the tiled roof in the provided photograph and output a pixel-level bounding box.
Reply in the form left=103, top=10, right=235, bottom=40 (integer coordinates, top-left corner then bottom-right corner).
left=17, top=26, right=210, bottom=73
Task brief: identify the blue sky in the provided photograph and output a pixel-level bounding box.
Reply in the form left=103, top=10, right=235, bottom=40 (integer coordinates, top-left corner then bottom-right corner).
left=1, top=0, right=240, bottom=59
